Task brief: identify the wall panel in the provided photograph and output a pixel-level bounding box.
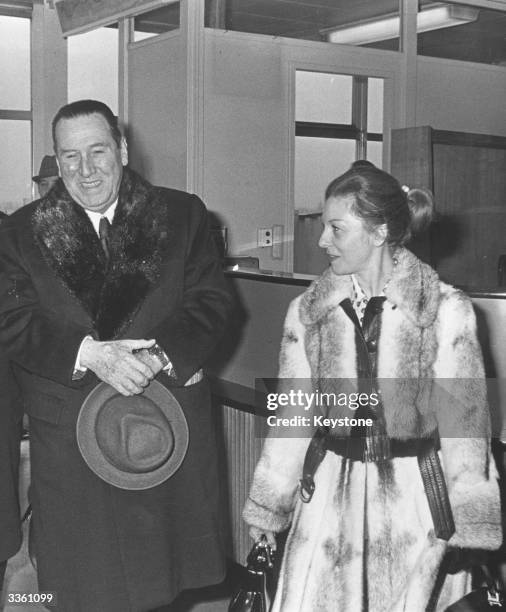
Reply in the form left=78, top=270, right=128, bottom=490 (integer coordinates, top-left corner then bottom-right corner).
left=202, top=33, right=288, bottom=268
left=128, top=33, right=187, bottom=189
left=416, top=57, right=506, bottom=136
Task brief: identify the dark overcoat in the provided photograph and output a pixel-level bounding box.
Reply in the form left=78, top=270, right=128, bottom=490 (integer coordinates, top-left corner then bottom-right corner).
left=0, top=168, right=233, bottom=612
left=0, top=355, right=22, bottom=564
left=0, top=209, right=22, bottom=568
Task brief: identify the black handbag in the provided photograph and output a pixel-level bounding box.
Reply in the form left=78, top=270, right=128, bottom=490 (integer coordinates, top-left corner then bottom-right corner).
left=419, top=443, right=504, bottom=611
left=444, top=564, right=503, bottom=611
left=228, top=538, right=275, bottom=612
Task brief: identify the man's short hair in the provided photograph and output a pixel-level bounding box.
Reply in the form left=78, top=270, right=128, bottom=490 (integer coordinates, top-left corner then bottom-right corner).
left=52, top=100, right=122, bottom=149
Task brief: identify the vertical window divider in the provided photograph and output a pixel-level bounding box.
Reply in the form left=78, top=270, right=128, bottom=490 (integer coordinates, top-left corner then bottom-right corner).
left=352, top=76, right=368, bottom=160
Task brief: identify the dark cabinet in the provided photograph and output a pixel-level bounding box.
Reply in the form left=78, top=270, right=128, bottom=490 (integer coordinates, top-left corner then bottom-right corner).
left=391, top=126, right=506, bottom=290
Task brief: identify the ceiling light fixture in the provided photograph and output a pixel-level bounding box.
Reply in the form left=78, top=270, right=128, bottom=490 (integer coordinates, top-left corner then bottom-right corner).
left=323, top=3, right=479, bottom=46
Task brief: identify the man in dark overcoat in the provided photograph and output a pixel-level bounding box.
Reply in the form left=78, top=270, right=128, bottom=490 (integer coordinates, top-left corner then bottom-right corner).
left=0, top=210, right=22, bottom=596
left=0, top=100, right=233, bottom=611
left=0, top=357, right=21, bottom=591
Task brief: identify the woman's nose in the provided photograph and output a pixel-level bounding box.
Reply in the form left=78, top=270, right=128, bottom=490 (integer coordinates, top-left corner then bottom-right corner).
left=319, top=227, right=330, bottom=249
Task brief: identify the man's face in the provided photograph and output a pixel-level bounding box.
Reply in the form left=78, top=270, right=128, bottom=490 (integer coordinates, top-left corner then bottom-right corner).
left=37, top=176, right=59, bottom=198
left=54, top=113, right=127, bottom=213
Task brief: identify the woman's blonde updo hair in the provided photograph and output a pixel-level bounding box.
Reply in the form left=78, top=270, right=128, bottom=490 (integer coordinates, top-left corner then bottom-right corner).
left=324, top=160, right=434, bottom=247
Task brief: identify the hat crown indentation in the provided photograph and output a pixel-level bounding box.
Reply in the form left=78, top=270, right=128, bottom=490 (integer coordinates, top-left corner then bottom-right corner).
left=121, top=414, right=174, bottom=472
left=95, top=396, right=175, bottom=474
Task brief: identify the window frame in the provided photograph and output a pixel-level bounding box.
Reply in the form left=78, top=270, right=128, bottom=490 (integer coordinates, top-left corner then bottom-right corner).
left=0, top=10, right=33, bottom=209
left=295, top=75, right=383, bottom=162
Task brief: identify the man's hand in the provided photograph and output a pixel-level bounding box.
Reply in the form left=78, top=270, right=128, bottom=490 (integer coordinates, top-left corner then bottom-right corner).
left=80, top=338, right=159, bottom=396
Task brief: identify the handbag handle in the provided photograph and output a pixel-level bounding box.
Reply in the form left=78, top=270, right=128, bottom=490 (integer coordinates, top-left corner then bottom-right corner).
left=247, top=537, right=274, bottom=572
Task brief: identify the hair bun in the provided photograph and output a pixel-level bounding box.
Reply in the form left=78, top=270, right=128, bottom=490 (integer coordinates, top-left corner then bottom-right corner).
left=351, top=159, right=376, bottom=171
left=406, top=187, right=435, bottom=237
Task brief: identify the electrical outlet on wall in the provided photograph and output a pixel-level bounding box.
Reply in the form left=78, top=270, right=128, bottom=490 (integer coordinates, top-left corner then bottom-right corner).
left=258, top=228, right=273, bottom=247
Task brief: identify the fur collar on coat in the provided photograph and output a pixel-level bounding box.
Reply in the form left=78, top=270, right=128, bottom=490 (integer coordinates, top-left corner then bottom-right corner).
left=300, top=247, right=441, bottom=329
left=32, top=167, right=172, bottom=340
left=282, top=248, right=490, bottom=442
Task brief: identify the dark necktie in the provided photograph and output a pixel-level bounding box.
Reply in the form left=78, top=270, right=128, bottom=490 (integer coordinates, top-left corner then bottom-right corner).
left=99, top=216, right=111, bottom=263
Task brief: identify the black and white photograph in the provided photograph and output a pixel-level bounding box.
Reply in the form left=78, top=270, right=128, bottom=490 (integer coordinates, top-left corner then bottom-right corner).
left=0, top=0, right=506, bottom=611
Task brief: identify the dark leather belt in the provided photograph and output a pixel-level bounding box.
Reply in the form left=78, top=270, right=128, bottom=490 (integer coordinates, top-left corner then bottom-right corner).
left=300, top=427, right=441, bottom=503
left=325, top=434, right=440, bottom=462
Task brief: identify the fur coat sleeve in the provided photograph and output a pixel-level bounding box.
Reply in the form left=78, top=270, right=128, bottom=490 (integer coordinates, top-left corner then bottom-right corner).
left=433, top=287, right=502, bottom=550
left=243, top=295, right=316, bottom=533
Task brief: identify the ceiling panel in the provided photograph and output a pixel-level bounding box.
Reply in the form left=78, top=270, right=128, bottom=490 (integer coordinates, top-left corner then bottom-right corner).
left=229, top=12, right=319, bottom=36
left=418, top=8, right=506, bottom=64
left=227, top=0, right=399, bottom=29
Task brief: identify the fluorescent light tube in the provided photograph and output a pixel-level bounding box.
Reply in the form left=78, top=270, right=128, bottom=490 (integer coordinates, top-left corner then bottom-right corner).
left=325, top=4, right=479, bottom=46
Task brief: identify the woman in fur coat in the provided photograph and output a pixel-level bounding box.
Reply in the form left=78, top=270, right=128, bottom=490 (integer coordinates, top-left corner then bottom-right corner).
left=243, top=161, right=502, bottom=612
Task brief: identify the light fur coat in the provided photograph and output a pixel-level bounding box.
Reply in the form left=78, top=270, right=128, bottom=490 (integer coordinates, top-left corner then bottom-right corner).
left=243, top=248, right=502, bottom=612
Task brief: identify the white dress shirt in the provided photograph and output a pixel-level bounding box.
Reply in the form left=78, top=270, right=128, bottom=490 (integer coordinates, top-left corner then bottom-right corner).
left=85, top=200, right=117, bottom=234
left=73, top=202, right=117, bottom=373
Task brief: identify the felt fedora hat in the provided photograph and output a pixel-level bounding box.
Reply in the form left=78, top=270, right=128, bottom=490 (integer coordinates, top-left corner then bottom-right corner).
left=32, top=155, right=59, bottom=182
left=77, top=380, right=189, bottom=490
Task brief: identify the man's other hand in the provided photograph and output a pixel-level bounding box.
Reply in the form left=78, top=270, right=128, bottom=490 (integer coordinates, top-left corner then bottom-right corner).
left=133, top=349, right=165, bottom=378
left=80, top=338, right=158, bottom=396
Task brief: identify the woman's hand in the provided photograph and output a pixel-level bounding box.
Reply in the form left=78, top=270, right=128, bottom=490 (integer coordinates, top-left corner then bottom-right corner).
left=249, top=526, right=277, bottom=551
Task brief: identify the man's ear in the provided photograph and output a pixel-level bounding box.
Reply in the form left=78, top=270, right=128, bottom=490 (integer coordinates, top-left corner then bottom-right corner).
left=373, top=223, right=388, bottom=246
left=120, top=137, right=128, bottom=166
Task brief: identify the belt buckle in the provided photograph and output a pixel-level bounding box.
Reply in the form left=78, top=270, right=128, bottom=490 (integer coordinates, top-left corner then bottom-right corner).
left=299, top=476, right=315, bottom=503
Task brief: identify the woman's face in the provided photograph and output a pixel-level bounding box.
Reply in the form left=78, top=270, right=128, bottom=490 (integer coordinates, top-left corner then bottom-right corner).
left=319, top=194, right=383, bottom=276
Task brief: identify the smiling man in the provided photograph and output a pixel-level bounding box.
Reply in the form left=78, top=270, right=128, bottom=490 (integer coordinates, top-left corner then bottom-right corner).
left=0, top=100, right=233, bottom=611
left=54, top=111, right=127, bottom=212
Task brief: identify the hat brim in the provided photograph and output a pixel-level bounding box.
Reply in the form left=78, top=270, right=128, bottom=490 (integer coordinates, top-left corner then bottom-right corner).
left=77, top=380, right=189, bottom=491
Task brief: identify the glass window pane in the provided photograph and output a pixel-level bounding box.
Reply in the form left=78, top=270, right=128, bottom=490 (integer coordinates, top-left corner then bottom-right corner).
left=0, top=120, right=32, bottom=213
left=296, top=72, right=352, bottom=124
left=0, top=16, right=30, bottom=110
left=366, top=140, right=383, bottom=168
left=68, top=27, right=119, bottom=115
left=134, top=30, right=159, bottom=42
left=367, top=78, right=384, bottom=134
left=204, top=0, right=399, bottom=51
left=295, top=137, right=356, bottom=213
left=418, top=2, right=505, bottom=65
left=133, top=3, right=180, bottom=41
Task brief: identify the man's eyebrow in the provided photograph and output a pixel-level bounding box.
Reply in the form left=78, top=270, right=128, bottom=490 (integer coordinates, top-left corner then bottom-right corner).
left=59, top=142, right=110, bottom=153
